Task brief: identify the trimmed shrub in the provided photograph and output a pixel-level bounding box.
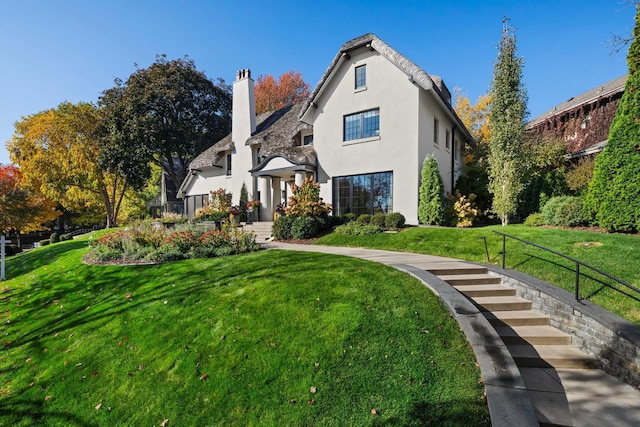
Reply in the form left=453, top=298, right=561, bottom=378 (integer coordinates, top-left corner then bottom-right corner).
left=290, top=216, right=320, bottom=240
left=50, top=232, right=60, bottom=244
left=385, top=212, right=406, bottom=229
left=419, top=155, right=445, bottom=225
left=523, top=213, right=545, bottom=227
left=541, top=196, right=586, bottom=227
left=60, top=233, right=74, bottom=241
left=39, top=239, right=50, bottom=247
left=343, top=213, right=357, bottom=223
left=356, top=214, right=371, bottom=224
left=272, top=215, right=296, bottom=240
left=334, top=221, right=383, bottom=236
left=370, top=213, right=387, bottom=228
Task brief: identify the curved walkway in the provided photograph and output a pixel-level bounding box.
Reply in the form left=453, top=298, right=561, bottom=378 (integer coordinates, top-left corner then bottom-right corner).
left=263, top=241, right=640, bottom=427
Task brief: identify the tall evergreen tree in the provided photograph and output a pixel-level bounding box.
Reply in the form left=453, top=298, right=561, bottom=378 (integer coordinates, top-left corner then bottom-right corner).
left=487, top=19, right=528, bottom=226
left=586, top=7, right=640, bottom=232
left=418, top=155, right=445, bottom=225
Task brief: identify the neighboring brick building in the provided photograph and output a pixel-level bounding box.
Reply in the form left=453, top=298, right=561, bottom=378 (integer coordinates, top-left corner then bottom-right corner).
left=526, top=75, right=626, bottom=159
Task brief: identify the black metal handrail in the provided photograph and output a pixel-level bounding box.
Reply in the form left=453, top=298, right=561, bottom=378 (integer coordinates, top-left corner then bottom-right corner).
left=493, top=231, right=640, bottom=301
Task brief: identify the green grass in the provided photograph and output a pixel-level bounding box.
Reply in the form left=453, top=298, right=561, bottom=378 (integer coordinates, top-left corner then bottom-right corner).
left=316, top=225, right=640, bottom=325
left=0, top=234, right=488, bottom=426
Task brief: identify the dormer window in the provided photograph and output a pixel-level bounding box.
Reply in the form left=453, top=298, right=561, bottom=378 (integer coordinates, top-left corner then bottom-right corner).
left=355, top=65, right=366, bottom=89
left=303, top=135, right=314, bottom=146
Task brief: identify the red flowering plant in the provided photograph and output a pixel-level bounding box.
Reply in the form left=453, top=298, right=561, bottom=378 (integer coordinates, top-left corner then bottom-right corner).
left=200, top=229, right=228, bottom=248
left=163, top=230, right=200, bottom=253
left=246, top=200, right=261, bottom=210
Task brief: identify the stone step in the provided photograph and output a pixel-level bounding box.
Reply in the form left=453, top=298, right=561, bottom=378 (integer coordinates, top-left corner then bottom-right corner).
left=485, top=310, right=550, bottom=327
left=507, top=344, right=597, bottom=369
left=495, top=325, right=572, bottom=345
left=472, top=295, right=532, bottom=312
left=427, top=265, right=488, bottom=276
left=437, top=273, right=502, bottom=286
left=453, top=284, right=516, bottom=297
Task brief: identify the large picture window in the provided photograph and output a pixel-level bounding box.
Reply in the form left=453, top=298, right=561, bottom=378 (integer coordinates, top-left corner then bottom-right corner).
left=332, top=171, right=393, bottom=216
left=344, top=108, right=380, bottom=141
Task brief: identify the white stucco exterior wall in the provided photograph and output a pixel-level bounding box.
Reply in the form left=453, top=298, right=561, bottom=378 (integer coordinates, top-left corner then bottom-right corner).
left=307, top=46, right=464, bottom=225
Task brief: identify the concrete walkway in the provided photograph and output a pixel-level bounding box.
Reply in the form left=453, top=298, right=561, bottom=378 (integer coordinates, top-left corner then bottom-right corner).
left=263, top=241, right=640, bottom=427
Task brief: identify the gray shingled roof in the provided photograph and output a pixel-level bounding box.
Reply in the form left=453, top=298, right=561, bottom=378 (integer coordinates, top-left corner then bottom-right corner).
left=300, top=33, right=472, bottom=142
left=188, top=110, right=276, bottom=169
left=527, top=75, right=627, bottom=128
left=246, top=103, right=312, bottom=153
left=250, top=145, right=317, bottom=173
left=189, top=104, right=312, bottom=171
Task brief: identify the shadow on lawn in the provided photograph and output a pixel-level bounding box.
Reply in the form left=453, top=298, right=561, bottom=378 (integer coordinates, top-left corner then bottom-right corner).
left=0, top=400, right=94, bottom=427
left=6, top=240, right=89, bottom=278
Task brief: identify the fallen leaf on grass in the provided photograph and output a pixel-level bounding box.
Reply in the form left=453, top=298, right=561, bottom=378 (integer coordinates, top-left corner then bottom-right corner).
left=45, top=395, right=51, bottom=401
left=160, top=419, right=169, bottom=427
left=371, top=409, right=377, bottom=415
left=95, top=402, right=102, bottom=410
left=308, top=399, right=315, bottom=405
left=200, top=374, right=208, bottom=380
left=125, top=293, right=132, bottom=299
left=310, top=386, right=317, bottom=393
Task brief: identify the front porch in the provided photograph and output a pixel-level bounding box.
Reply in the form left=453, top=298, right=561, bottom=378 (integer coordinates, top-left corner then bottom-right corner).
left=252, top=153, right=316, bottom=222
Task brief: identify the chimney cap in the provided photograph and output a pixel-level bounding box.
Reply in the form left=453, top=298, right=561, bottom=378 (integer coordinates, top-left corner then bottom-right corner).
left=236, top=69, right=252, bottom=80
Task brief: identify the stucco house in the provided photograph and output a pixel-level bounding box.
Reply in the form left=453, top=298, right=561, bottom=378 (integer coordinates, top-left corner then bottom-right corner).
left=526, top=75, right=627, bottom=159
left=177, top=33, right=473, bottom=225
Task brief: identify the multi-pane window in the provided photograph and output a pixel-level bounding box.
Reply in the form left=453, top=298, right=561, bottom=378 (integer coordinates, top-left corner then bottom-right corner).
left=433, top=117, right=439, bottom=145
left=355, top=65, right=366, bottom=89
left=445, top=129, right=451, bottom=150
left=226, top=153, right=232, bottom=176
left=344, top=108, right=380, bottom=141
left=332, top=171, right=393, bottom=216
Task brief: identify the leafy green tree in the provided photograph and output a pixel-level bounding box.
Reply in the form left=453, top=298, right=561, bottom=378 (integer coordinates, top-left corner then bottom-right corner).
left=418, top=155, right=445, bottom=225
left=99, top=55, right=232, bottom=193
left=487, top=20, right=528, bottom=226
left=586, top=8, right=640, bottom=232
left=8, top=102, right=130, bottom=228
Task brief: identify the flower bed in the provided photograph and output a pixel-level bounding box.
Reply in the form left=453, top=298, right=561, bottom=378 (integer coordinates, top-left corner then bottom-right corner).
left=85, top=221, right=260, bottom=264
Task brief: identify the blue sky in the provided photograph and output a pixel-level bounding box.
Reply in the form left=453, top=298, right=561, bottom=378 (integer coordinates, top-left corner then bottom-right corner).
left=0, top=0, right=634, bottom=165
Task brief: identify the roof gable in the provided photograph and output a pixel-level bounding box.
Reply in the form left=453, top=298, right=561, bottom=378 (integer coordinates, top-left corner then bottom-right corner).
left=300, top=33, right=472, bottom=142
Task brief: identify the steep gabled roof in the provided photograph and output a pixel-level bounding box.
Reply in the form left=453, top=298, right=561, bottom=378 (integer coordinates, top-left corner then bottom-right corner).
left=527, top=74, right=627, bottom=128
left=188, top=104, right=312, bottom=171
left=246, top=103, right=312, bottom=155
left=299, top=33, right=473, bottom=142
left=188, top=110, right=275, bottom=170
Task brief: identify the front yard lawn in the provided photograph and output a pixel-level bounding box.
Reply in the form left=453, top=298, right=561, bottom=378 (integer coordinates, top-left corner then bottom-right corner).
left=0, top=235, right=488, bottom=426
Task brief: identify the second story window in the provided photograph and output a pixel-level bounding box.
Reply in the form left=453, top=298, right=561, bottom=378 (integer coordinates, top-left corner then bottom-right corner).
left=226, top=153, right=232, bottom=176
left=433, top=117, right=439, bottom=145
left=344, top=108, right=380, bottom=141
left=355, top=65, right=366, bottom=89
left=445, top=129, right=451, bottom=150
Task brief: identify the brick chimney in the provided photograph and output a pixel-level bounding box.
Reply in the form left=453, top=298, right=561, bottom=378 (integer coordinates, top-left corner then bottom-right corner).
left=232, top=69, right=256, bottom=145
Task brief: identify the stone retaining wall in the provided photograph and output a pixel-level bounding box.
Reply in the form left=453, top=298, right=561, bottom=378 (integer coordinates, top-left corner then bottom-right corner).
left=489, top=267, right=640, bottom=389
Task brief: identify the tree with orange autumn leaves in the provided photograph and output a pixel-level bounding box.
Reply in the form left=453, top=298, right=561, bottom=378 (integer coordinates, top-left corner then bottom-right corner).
left=7, top=102, right=131, bottom=228
left=254, top=70, right=310, bottom=114
left=453, top=89, right=493, bottom=215
left=0, top=164, right=59, bottom=246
